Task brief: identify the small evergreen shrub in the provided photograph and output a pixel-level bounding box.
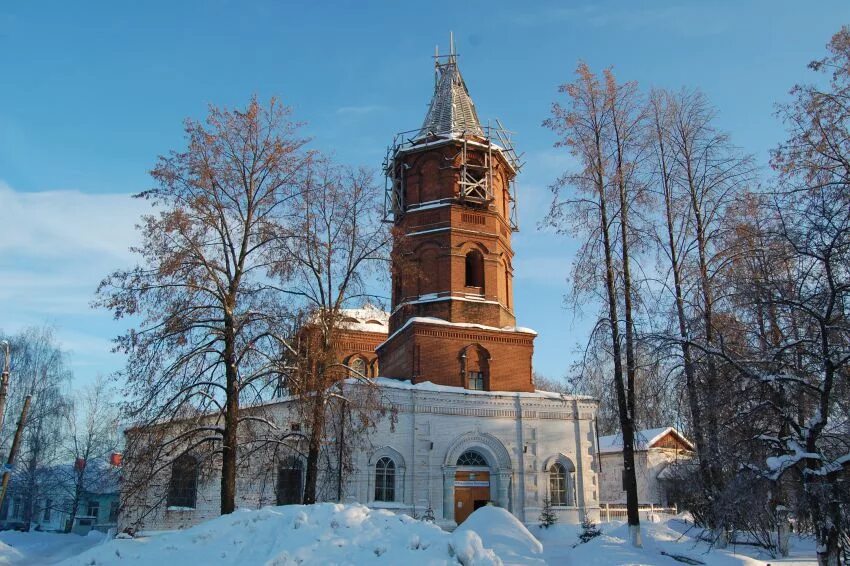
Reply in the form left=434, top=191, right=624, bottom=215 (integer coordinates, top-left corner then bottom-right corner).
left=422, top=505, right=435, bottom=523
left=578, top=515, right=602, bottom=543
left=539, top=497, right=558, bottom=529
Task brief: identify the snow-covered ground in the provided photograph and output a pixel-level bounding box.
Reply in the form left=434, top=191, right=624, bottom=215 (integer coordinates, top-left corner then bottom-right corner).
left=0, top=506, right=819, bottom=565
left=54, top=503, right=500, bottom=565
left=0, top=530, right=106, bottom=565
left=534, top=515, right=818, bottom=566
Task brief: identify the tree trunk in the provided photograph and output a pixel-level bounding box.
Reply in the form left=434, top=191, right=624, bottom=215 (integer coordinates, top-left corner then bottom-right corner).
left=66, top=472, right=84, bottom=533
left=657, top=133, right=714, bottom=506
left=220, top=311, right=239, bottom=515
left=612, top=91, right=641, bottom=548
left=302, top=393, right=325, bottom=504
left=596, top=155, right=641, bottom=547
left=23, top=448, right=38, bottom=530
left=686, top=168, right=723, bottom=495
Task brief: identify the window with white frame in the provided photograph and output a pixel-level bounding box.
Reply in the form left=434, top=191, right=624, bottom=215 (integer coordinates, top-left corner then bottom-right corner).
left=549, top=462, right=568, bottom=505
left=374, top=457, right=396, bottom=502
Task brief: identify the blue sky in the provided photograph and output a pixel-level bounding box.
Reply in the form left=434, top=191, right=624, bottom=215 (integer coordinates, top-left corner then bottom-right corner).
left=0, top=1, right=845, bottom=384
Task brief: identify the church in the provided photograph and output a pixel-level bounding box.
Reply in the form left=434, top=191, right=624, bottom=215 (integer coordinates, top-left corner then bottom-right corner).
left=120, top=43, right=601, bottom=531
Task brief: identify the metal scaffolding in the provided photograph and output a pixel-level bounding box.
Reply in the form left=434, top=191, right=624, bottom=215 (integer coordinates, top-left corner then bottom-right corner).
left=382, top=37, right=524, bottom=230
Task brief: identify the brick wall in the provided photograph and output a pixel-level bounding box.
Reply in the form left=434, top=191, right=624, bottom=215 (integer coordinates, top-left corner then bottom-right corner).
left=378, top=320, right=534, bottom=392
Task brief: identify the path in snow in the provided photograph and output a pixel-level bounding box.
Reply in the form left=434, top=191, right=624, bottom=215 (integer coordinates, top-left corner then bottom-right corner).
left=0, top=530, right=106, bottom=565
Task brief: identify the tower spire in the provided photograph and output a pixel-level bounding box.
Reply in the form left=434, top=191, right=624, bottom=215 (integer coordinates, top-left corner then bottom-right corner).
left=416, top=33, right=483, bottom=140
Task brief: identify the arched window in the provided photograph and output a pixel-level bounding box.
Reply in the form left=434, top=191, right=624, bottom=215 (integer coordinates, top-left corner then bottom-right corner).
left=460, top=345, right=489, bottom=391
left=465, top=250, right=484, bottom=290
left=457, top=450, right=488, bottom=467
left=374, top=457, right=396, bottom=502
left=277, top=457, right=303, bottom=505
left=167, top=454, right=198, bottom=508
left=549, top=462, right=568, bottom=506
left=350, top=357, right=367, bottom=377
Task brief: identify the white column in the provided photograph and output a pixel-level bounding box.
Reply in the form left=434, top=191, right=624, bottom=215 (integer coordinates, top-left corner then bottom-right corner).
left=442, top=466, right=456, bottom=522
left=497, top=471, right=511, bottom=509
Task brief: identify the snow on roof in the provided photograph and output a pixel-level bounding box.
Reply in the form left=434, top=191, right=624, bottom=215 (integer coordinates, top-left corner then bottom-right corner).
left=360, top=377, right=595, bottom=402
left=597, top=427, right=693, bottom=454
left=377, top=316, right=537, bottom=350
left=336, top=304, right=390, bottom=334
left=391, top=294, right=502, bottom=315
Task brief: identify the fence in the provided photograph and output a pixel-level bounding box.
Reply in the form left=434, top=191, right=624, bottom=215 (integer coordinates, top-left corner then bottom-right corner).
left=599, top=503, right=678, bottom=522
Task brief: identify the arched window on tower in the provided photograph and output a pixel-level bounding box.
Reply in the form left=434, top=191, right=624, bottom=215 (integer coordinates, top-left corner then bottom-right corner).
left=460, top=344, right=490, bottom=391
left=465, top=250, right=484, bottom=290
left=167, top=454, right=198, bottom=509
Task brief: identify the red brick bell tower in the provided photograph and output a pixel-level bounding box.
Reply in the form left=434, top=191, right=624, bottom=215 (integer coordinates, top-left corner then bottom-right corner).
left=377, top=40, right=536, bottom=393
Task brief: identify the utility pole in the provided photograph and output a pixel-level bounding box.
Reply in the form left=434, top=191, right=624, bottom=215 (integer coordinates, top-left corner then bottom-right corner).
left=0, top=395, right=31, bottom=511
left=0, top=341, right=9, bottom=437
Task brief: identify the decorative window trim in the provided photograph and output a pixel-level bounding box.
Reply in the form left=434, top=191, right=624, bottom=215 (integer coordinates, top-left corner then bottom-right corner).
left=459, top=344, right=490, bottom=391
left=374, top=457, right=396, bottom=502
left=542, top=454, right=578, bottom=508
left=368, top=447, right=406, bottom=504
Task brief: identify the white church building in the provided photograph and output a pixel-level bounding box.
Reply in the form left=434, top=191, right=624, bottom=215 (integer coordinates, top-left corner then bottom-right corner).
left=120, top=43, right=601, bottom=531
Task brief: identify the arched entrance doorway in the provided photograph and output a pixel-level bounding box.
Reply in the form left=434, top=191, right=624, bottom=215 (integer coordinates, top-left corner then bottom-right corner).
left=454, top=450, right=491, bottom=524
left=442, top=432, right=513, bottom=524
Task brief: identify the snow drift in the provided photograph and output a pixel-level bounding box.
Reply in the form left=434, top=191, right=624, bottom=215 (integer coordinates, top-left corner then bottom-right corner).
left=454, top=506, right=544, bottom=566
left=56, top=503, right=502, bottom=565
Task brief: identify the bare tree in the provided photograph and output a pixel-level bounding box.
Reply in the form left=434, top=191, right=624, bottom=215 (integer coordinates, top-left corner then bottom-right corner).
left=280, top=159, right=391, bottom=504
left=96, top=97, right=312, bottom=515
left=664, top=91, right=755, bottom=521
left=0, top=326, right=70, bottom=529
left=58, top=377, right=121, bottom=532
left=544, top=62, right=645, bottom=547
left=645, top=88, right=756, bottom=541
left=761, top=28, right=850, bottom=565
